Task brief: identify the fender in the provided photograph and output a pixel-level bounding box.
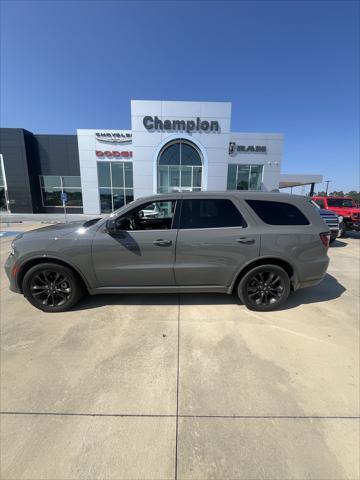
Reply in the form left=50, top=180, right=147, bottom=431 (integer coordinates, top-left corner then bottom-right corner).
left=16, top=253, right=93, bottom=293
left=227, top=255, right=299, bottom=293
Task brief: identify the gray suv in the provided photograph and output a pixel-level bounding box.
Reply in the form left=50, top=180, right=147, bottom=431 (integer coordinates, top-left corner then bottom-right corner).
left=5, top=192, right=330, bottom=313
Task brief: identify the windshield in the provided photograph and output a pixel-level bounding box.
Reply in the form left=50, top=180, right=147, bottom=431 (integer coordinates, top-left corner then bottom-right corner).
left=327, top=198, right=356, bottom=208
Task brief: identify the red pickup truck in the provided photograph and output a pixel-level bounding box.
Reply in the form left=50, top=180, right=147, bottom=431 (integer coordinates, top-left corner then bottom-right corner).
left=312, top=196, right=360, bottom=234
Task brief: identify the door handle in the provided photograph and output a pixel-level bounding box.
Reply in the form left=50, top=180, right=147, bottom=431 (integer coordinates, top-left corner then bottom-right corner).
left=236, top=237, right=255, bottom=244
left=153, top=239, right=172, bottom=246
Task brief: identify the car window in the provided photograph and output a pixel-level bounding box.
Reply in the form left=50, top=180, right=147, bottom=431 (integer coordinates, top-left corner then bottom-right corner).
left=327, top=198, right=355, bottom=208
left=116, top=200, right=176, bottom=230
left=179, top=199, right=246, bottom=229
left=314, top=198, right=325, bottom=208
left=246, top=200, right=310, bottom=225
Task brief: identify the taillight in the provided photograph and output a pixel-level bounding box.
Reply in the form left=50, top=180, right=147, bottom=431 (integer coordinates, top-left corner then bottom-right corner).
left=319, top=232, right=330, bottom=247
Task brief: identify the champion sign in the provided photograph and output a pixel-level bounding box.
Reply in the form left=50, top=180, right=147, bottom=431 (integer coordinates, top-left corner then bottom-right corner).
left=96, top=151, right=132, bottom=158
left=143, top=116, right=220, bottom=133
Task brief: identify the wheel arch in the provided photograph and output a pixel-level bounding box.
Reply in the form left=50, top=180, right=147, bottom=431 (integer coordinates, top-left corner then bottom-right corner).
left=17, top=257, right=90, bottom=293
left=230, top=257, right=296, bottom=293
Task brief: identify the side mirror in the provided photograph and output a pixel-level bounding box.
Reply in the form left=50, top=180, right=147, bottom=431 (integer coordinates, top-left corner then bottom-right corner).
left=105, top=218, right=117, bottom=233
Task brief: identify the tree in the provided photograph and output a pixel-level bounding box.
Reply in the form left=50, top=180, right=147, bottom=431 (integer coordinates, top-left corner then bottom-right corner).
left=346, top=191, right=360, bottom=204
left=329, top=191, right=344, bottom=196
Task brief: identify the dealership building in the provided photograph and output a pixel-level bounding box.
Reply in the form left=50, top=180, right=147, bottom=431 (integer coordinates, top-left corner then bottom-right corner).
left=0, top=100, right=322, bottom=215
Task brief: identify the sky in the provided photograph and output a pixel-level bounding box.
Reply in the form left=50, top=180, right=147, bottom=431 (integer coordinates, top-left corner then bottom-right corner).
left=0, top=0, right=359, bottom=192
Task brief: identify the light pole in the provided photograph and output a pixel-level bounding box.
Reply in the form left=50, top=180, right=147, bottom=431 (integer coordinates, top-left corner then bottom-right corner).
left=325, top=180, right=331, bottom=196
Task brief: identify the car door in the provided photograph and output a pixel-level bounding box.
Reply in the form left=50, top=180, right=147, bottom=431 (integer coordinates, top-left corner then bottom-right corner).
left=174, top=197, right=260, bottom=287
left=92, top=200, right=178, bottom=287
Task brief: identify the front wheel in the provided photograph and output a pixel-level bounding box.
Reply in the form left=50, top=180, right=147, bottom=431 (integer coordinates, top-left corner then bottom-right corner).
left=338, top=222, right=347, bottom=238
left=237, top=265, right=290, bottom=311
left=22, top=263, right=84, bottom=312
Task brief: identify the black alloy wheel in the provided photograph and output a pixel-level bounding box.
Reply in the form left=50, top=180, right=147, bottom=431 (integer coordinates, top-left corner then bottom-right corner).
left=23, top=263, right=84, bottom=312
left=238, top=264, right=290, bottom=311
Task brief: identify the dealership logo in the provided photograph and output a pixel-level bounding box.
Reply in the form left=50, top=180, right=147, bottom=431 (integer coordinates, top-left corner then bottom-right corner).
left=95, top=132, right=132, bottom=144
left=229, top=142, right=267, bottom=154
left=96, top=150, right=132, bottom=158
left=143, top=116, right=220, bottom=133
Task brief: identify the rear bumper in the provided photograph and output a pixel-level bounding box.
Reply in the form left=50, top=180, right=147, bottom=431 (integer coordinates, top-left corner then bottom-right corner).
left=292, top=255, right=330, bottom=291
left=4, top=254, right=21, bottom=293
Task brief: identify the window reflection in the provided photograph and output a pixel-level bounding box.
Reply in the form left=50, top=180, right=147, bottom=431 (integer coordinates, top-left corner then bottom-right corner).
left=39, top=176, right=83, bottom=207
left=97, top=161, right=134, bottom=213
left=227, top=165, right=263, bottom=191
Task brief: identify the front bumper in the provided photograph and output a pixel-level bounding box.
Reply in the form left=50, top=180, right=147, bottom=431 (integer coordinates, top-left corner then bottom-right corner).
left=4, top=254, right=21, bottom=293
left=345, top=220, right=360, bottom=231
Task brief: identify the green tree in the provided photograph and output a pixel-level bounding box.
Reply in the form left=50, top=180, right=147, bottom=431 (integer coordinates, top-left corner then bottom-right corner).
left=346, top=191, right=360, bottom=204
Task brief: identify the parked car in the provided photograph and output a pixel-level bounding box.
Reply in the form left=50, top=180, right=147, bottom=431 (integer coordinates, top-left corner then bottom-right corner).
left=5, top=192, right=330, bottom=313
left=310, top=201, right=340, bottom=243
left=312, top=195, right=360, bottom=234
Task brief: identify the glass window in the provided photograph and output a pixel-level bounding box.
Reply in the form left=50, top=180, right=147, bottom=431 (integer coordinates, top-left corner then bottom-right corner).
left=314, top=198, right=325, bottom=208
left=39, top=176, right=82, bottom=208
left=158, top=143, right=180, bottom=166
left=98, top=162, right=111, bottom=188
left=180, top=143, right=202, bottom=166
left=40, top=176, right=61, bottom=189
left=249, top=165, right=262, bottom=190
left=124, top=163, right=133, bottom=188
left=227, top=164, right=237, bottom=190
left=158, top=140, right=202, bottom=193
left=111, top=163, right=124, bottom=188
left=97, top=162, right=134, bottom=213
left=237, top=167, right=250, bottom=190
left=227, top=165, right=263, bottom=191
left=63, top=189, right=82, bottom=207
left=62, top=176, right=81, bottom=188
left=117, top=200, right=176, bottom=231
left=99, top=188, right=112, bottom=213
left=42, top=189, right=62, bottom=207
left=0, top=165, right=4, bottom=187
left=327, top=198, right=356, bottom=208
left=179, top=199, right=246, bottom=229
left=247, top=200, right=310, bottom=225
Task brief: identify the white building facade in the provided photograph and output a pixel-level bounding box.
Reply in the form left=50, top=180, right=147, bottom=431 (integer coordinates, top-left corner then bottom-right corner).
left=77, top=100, right=307, bottom=215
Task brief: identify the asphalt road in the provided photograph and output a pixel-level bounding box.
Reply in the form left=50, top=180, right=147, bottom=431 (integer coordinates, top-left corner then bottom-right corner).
left=1, top=223, right=359, bottom=479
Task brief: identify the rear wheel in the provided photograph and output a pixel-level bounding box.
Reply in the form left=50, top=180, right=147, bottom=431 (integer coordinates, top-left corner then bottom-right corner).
left=237, top=265, right=290, bottom=311
left=22, top=263, right=84, bottom=312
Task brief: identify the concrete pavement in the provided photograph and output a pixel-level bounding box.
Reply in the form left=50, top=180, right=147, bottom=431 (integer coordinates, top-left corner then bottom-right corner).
left=0, top=224, right=359, bottom=479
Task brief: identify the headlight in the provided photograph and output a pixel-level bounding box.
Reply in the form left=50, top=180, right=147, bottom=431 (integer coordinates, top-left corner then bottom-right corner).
left=338, top=215, right=343, bottom=223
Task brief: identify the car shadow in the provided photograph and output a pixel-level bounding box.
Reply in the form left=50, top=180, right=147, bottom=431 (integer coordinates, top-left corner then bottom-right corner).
left=277, top=273, right=346, bottom=310
left=74, top=273, right=345, bottom=311
left=345, top=231, right=360, bottom=239
left=330, top=239, right=347, bottom=248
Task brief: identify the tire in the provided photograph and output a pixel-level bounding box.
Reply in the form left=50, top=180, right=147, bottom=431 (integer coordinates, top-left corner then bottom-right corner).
left=22, top=262, right=84, bottom=312
left=338, top=222, right=347, bottom=238
left=237, top=264, right=290, bottom=312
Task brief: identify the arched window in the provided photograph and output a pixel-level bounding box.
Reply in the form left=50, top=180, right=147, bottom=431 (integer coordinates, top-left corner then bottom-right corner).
left=158, top=140, right=202, bottom=193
